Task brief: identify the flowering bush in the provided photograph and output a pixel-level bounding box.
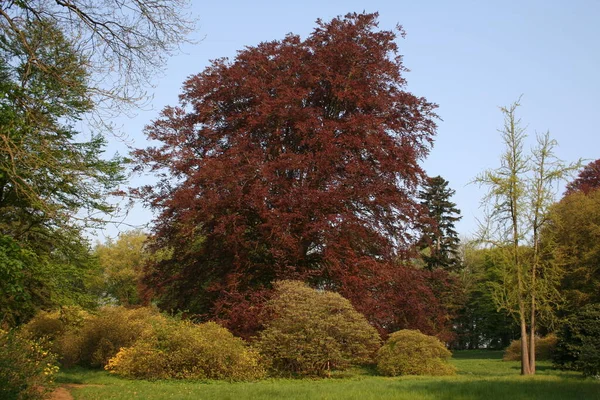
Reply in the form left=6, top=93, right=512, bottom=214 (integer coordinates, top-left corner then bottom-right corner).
left=106, top=320, right=265, bottom=380
left=0, top=329, right=59, bottom=400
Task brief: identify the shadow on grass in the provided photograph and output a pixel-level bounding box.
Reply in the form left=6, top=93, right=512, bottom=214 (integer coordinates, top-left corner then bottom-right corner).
left=397, top=378, right=600, bottom=400
left=452, top=350, right=504, bottom=360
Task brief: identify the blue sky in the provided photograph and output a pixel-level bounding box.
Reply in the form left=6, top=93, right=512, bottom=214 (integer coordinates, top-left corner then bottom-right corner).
left=98, top=0, right=600, bottom=241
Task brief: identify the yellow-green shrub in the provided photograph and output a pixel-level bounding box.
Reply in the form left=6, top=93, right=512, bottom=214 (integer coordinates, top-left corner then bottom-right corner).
left=0, top=329, right=59, bottom=400
left=503, top=334, right=558, bottom=361
left=377, top=329, right=456, bottom=376
left=106, top=321, right=265, bottom=380
left=21, top=306, right=89, bottom=341
left=21, top=306, right=91, bottom=367
left=256, top=280, right=381, bottom=377
left=24, top=306, right=162, bottom=368
left=70, top=306, right=162, bottom=368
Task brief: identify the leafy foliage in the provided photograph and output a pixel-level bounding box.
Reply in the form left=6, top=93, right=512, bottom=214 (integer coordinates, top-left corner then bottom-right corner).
left=474, top=99, right=578, bottom=374
left=23, top=306, right=161, bottom=368
left=417, top=176, right=462, bottom=271
left=0, top=0, right=196, bottom=115
left=0, top=233, right=102, bottom=326
left=135, top=12, right=438, bottom=334
left=503, top=334, right=557, bottom=361
left=554, top=304, right=600, bottom=377
left=106, top=321, right=265, bottom=381
left=376, top=329, right=456, bottom=376
left=0, top=17, right=124, bottom=325
left=256, top=280, right=381, bottom=377
left=451, top=245, right=519, bottom=350
left=94, top=231, right=149, bottom=305
left=564, top=159, right=600, bottom=196
left=66, top=306, right=164, bottom=368
left=0, top=18, right=125, bottom=234
left=543, top=190, right=600, bottom=310
left=0, top=329, right=59, bottom=400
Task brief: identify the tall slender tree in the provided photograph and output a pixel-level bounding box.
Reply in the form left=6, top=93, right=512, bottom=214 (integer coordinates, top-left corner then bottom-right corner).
left=417, top=176, right=462, bottom=271
left=475, top=99, right=579, bottom=375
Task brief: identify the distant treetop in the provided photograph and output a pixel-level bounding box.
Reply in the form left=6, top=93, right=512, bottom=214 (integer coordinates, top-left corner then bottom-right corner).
left=565, top=159, right=600, bottom=196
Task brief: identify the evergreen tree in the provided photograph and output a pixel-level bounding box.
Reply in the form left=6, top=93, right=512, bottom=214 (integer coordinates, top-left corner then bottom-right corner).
left=417, top=176, right=462, bottom=271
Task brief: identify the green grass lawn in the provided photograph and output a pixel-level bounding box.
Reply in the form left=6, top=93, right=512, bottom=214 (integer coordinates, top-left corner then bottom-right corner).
left=56, top=351, right=600, bottom=400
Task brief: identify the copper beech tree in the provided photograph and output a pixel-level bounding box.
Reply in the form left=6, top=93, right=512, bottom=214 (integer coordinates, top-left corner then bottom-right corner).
left=564, top=159, right=600, bottom=196
left=135, top=13, right=448, bottom=337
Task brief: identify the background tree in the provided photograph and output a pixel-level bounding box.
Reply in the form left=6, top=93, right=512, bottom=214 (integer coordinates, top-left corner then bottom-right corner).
left=475, top=99, right=578, bottom=374
left=0, top=0, right=196, bottom=117
left=451, top=243, right=519, bottom=350
left=417, top=176, right=462, bottom=272
left=136, top=12, right=442, bottom=336
left=542, top=189, right=600, bottom=310
left=94, top=230, right=148, bottom=306
left=564, top=159, right=600, bottom=196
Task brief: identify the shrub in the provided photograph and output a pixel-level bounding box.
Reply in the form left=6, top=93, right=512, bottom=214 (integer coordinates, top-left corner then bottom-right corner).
left=502, top=334, right=558, bottom=361
left=21, top=306, right=89, bottom=342
left=554, top=304, right=600, bottom=377
left=21, top=306, right=92, bottom=368
left=377, top=329, right=456, bottom=376
left=0, top=329, right=59, bottom=400
left=106, top=320, right=265, bottom=380
left=24, top=306, right=161, bottom=368
left=256, top=280, right=381, bottom=377
left=69, top=306, right=162, bottom=368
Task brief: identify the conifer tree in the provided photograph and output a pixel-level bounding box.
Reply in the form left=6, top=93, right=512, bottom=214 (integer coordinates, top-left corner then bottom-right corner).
left=417, top=176, right=462, bottom=271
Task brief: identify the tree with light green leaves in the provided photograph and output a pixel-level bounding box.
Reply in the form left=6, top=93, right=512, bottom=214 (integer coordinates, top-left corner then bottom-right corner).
left=94, top=231, right=149, bottom=305
left=474, top=98, right=580, bottom=375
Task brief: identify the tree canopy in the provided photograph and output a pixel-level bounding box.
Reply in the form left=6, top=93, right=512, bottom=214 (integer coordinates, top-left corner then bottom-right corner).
left=543, top=189, right=600, bottom=310
left=136, top=12, right=442, bottom=335
left=0, top=0, right=196, bottom=115
left=564, top=159, right=600, bottom=196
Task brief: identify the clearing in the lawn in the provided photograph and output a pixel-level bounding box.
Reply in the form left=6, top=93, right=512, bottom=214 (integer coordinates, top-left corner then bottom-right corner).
left=54, top=351, right=600, bottom=400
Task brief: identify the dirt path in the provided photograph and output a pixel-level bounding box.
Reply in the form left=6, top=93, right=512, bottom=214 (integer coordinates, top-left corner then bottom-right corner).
left=48, top=386, right=73, bottom=400
left=48, top=384, right=103, bottom=400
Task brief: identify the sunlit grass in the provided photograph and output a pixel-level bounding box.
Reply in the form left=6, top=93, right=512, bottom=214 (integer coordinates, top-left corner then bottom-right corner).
left=56, top=351, right=600, bottom=400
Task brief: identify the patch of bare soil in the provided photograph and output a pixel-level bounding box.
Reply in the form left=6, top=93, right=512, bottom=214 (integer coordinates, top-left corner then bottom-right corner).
left=48, top=387, right=73, bottom=400
left=48, top=384, right=104, bottom=400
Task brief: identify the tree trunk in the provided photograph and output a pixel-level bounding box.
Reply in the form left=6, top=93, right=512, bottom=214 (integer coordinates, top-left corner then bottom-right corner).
left=530, top=300, right=536, bottom=374
left=519, top=306, right=531, bottom=375
left=530, top=264, right=537, bottom=374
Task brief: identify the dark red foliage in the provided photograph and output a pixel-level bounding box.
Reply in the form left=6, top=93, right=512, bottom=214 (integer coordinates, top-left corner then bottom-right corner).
left=565, top=159, right=600, bottom=196
left=135, top=12, right=444, bottom=336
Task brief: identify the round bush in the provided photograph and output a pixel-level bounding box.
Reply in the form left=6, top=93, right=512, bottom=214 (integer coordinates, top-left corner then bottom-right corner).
left=106, top=321, right=265, bottom=380
left=502, top=334, right=557, bottom=361
left=554, top=304, right=600, bottom=377
left=256, top=280, right=381, bottom=377
left=0, top=330, right=59, bottom=400
left=377, top=329, right=456, bottom=376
